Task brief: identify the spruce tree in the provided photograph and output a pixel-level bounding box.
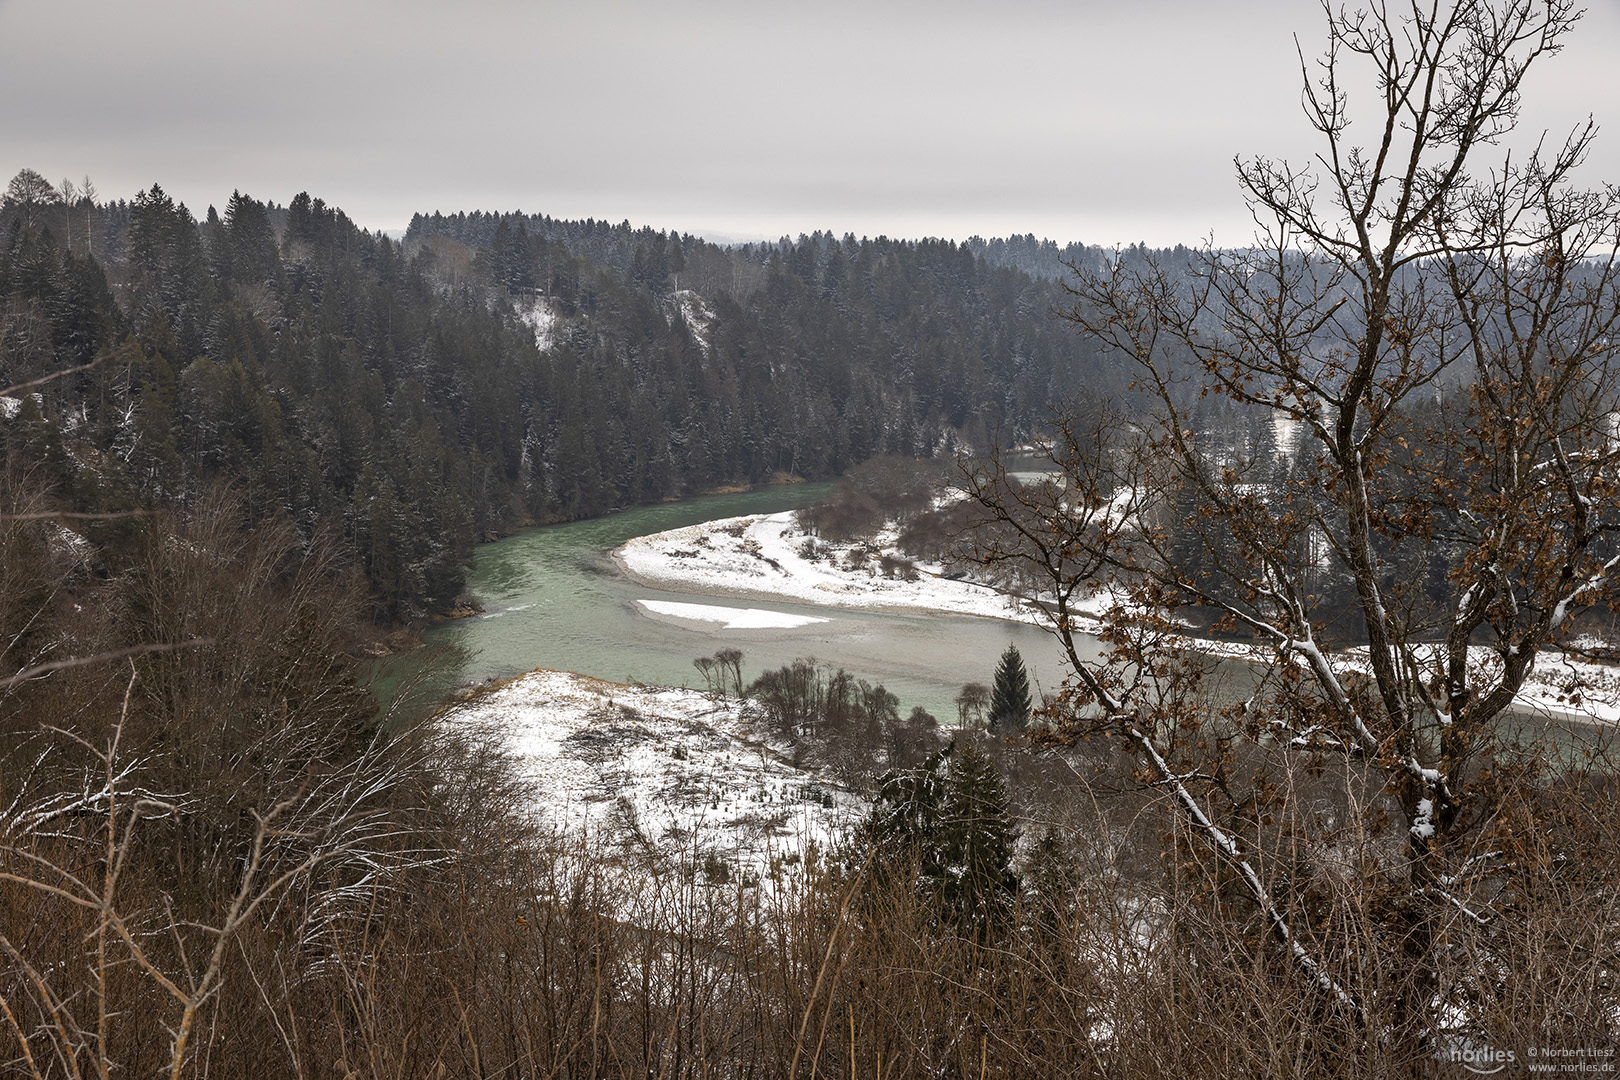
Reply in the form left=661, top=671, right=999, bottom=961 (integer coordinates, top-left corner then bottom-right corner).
left=936, top=742, right=1019, bottom=933
left=987, top=644, right=1032, bottom=731
left=868, top=739, right=1019, bottom=936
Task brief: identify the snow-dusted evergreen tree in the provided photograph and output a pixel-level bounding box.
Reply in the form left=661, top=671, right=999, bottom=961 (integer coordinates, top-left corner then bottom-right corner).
left=868, top=740, right=1019, bottom=936
left=986, top=644, right=1031, bottom=731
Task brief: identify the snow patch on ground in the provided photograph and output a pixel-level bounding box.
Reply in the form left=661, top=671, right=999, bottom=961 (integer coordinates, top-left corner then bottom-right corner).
left=1193, top=638, right=1620, bottom=727
left=1271, top=411, right=1305, bottom=458
left=447, top=670, right=859, bottom=885
left=517, top=295, right=560, bottom=352
left=1468, top=647, right=1620, bottom=726
left=670, top=289, right=714, bottom=353
left=0, top=394, right=41, bottom=421
left=1358, top=643, right=1620, bottom=726
left=638, top=599, right=829, bottom=629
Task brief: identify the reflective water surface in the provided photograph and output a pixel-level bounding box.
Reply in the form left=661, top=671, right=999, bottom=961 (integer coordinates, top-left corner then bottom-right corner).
left=402, top=484, right=1613, bottom=761
left=421, top=483, right=1101, bottom=722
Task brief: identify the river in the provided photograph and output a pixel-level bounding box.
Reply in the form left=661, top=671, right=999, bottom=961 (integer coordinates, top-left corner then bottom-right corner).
left=414, top=483, right=1103, bottom=724
left=402, top=485, right=1612, bottom=760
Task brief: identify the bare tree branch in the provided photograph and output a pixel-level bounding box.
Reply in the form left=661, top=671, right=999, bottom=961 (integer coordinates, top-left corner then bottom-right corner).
left=0, top=343, right=136, bottom=399
left=0, top=640, right=213, bottom=690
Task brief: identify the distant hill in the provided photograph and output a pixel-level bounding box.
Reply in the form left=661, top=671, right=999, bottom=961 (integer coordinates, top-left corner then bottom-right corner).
left=1, top=174, right=1180, bottom=620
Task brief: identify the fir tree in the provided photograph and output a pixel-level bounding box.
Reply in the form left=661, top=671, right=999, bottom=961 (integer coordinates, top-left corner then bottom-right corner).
left=987, top=644, right=1031, bottom=731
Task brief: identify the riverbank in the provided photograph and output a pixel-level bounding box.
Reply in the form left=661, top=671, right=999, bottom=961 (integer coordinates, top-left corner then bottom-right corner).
left=446, top=668, right=858, bottom=883
left=615, top=510, right=1117, bottom=624
left=413, top=479, right=1079, bottom=725
left=616, top=509, right=1620, bottom=730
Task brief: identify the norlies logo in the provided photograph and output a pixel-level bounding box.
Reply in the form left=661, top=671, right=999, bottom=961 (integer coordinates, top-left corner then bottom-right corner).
left=1444, top=1045, right=1517, bottom=1075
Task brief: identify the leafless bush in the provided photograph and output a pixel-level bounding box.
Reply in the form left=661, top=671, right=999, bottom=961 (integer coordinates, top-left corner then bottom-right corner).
left=745, top=658, right=926, bottom=791
left=693, top=646, right=744, bottom=698
left=797, top=456, right=949, bottom=544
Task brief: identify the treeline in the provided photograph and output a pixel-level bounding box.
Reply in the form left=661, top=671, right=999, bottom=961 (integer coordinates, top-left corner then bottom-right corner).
left=405, top=209, right=1135, bottom=473
left=3, top=168, right=1130, bottom=620
left=962, top=232, right=1189, bottom=282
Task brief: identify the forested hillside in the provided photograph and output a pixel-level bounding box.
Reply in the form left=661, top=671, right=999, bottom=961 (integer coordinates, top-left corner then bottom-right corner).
left=2, top=172, right=1121, bottom=620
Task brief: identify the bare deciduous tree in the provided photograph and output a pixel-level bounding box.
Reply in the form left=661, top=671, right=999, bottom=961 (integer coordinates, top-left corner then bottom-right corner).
left=2, top=170, right=58, bottom=231
left=0, top=663, right=424, bottom=1080
left=963, top=0, right=1620, bottom=1049
left=954, top=682, right=989, bottom=729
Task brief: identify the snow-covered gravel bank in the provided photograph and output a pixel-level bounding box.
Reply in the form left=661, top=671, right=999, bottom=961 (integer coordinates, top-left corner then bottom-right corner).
left=448, top=670, right=860, bottom=883
left=637, top=598, right=828, bottom=629
left=616, top=510, right=1114, bottom=623
left=617, top=511, right=1620, bottom=730
left=1504, top=651, right=1620, bottom=726
left=1189, top=638, right=1620, bottom=727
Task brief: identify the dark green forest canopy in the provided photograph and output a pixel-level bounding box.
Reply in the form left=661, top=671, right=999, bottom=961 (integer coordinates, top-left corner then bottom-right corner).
left=2, top=184, right=1130, bottom=621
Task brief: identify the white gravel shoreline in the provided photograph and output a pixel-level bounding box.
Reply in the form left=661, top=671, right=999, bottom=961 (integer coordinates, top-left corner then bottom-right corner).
left=614, top=510, right=1069, bottom=623
left=614, top=509, right=1620, bottom=730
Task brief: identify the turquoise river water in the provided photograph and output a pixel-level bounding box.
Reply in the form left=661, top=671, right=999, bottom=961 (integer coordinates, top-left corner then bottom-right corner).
left=416, top=483, right=1101, bottom=724
left=397, top=484, right=1612, bottom=761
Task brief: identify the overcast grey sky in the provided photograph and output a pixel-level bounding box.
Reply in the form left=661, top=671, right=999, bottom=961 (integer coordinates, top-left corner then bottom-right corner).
left=3, top=0, right=1618, bottom=247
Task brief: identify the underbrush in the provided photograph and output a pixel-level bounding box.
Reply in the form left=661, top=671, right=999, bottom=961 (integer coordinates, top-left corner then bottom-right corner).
left=4, top=708, right=1613, bottom=1077
left=3, top=480, right=1615, bottom=1078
